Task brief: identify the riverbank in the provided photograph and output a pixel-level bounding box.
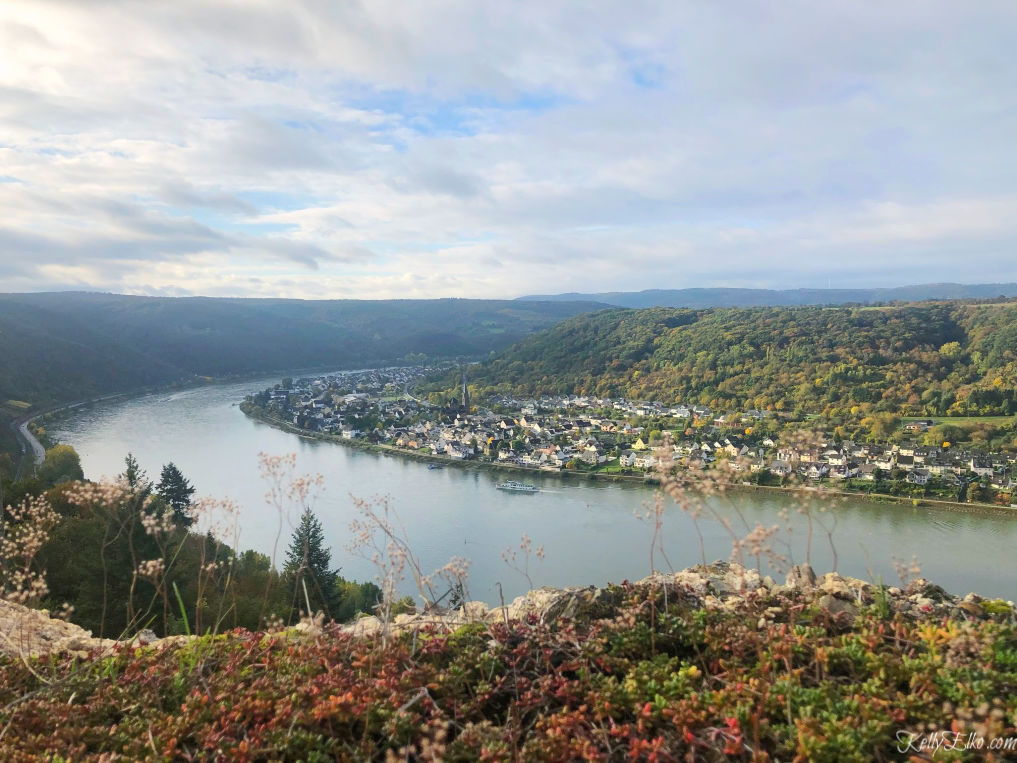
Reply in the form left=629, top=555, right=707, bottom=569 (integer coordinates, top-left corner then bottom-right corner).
left=9, top=361, right=448, bottom=480
left=241, top=403, right=1017, bottom=518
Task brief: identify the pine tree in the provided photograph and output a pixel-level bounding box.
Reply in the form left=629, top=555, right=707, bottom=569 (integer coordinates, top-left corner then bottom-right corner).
left=283, top=508, right=340, bottom=619
left=156, top=462, right=196, bottom=527
left=120, top=453, right=151, bottom=495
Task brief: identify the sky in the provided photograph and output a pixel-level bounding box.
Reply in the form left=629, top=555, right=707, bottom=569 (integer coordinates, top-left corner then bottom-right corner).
left=2, top=1, right=1016, bottom=300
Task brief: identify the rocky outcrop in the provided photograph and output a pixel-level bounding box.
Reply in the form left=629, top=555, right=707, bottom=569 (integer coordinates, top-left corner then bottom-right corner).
left=331, top=561, right=1010, bottom=638
left=0, top=599, right=117, bottom=658
left=3, top=562, right=1011, bottom=656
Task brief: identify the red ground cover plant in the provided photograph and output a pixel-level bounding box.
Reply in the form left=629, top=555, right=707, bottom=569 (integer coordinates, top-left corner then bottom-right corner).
left=2, top=582, right=1016, bottom=761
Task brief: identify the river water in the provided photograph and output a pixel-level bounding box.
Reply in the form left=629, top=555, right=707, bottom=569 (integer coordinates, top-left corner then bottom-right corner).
left=50, top=376, right=1017, bottom=602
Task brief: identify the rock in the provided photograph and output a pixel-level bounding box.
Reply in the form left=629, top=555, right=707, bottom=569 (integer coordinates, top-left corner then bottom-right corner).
left=786, top=564, right=817, bottom=589
left=133, top=629, right=159, bottom=646
left=506, top=588, right=565, bottom=621
left=820, top=573, right=856, bottom=600
left=459, top=601, right=490, bottom=621
left=485, top=606, right=510, bottom=624
left=844, top=578, right=874, bottom=601
left=541, top=585, right=626, bottom=624
left=702, top=561, right=737, bottom=594
left=672, top=570, right=710, bottom=596
left=344, top=616, right=383, bottom=637
left=677, top=562, right=764, bottom=597
left=726, top=566, right=763, bottom=594
left=818, top=594, right=858, bottom=621
left=957, top=601, right=985, bottom=618
left=0, top=598, right=114, bottom=658
left=905, top=580, right=951, bottom=603
left=293, top=612, right=326, bottom=636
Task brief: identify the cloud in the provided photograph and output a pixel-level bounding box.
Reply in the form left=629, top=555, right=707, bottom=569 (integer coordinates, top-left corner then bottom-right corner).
left=158, top=182, right=259, bottom=216
left=0, top=1, right=1016, bottom=298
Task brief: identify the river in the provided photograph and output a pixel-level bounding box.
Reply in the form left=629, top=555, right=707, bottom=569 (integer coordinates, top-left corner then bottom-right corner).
left=50, top=376, right=1017, bottom=602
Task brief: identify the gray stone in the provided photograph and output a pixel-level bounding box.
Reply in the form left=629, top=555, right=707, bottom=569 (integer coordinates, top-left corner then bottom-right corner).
left=345, top=616, right=383, bottom=637
left=458, top=601, right=490, bottom=621
left=818, top=594, right=858, bottom=621
left=905, top=580, right=951, bottom=602
left=958, top=601, right=985, bottom=618
left=786, top=564, right=817, bottom=588
left=820, top=573, right=855, bottom=600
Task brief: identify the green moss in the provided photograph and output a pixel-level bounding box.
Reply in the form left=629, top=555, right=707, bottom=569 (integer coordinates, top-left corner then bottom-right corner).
left=983, top=598, right=1014, bottom=616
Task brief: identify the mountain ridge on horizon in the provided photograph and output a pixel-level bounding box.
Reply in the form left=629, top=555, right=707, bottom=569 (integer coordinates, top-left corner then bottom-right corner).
left=517, top=282, right=1017, bottom=309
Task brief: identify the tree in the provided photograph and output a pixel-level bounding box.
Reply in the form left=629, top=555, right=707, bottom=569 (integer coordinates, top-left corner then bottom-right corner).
left=156, top=463, right=196, bottom=527
left=939, top=341, right=963, bottom=358
left=120, top=453, right=151, bottom=495
left=36, top=444, right=84, bottom=488
left=283, top=509, right=340, bottom=620
left=862, top=413, right=900, bottom=440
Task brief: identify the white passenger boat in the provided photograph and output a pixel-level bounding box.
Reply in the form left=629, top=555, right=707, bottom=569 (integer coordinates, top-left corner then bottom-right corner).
left=496, top=481, right=539, bottom=493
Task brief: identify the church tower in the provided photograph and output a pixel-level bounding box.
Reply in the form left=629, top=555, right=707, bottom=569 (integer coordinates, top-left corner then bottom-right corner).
left=460, top=366, right=470, bottom=414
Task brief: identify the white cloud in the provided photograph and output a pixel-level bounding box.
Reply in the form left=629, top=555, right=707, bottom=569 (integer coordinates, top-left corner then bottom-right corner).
left=1, top=1, right=1016, bottom=298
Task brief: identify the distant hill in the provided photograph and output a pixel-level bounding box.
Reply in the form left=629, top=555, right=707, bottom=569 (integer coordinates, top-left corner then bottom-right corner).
left=517, top=283, right=1017, bottom=309
left=0, top=292, right=604, bottom=467
left=448, top=301, right=1017, bottom=418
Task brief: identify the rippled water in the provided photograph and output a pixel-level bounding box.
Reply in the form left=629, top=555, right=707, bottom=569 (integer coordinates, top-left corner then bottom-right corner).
left=51, top=377, right=1017, bottom=601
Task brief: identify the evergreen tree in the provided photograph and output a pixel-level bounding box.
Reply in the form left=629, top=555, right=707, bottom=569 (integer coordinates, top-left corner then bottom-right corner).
left=283, top=508, right=340, bottom=619
left=120, top=453, right=151, bottom=495
left=156, top=462, right=196, bottom=527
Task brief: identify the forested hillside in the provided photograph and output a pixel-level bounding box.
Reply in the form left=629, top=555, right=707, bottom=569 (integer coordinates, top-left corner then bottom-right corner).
left=0, top=292, right=601, bottom=470
left=0, top=292, right=601, bottom=385
left=455, top=301, right=1017, bottom=416
left=519, top=282, right=1017, bottom=308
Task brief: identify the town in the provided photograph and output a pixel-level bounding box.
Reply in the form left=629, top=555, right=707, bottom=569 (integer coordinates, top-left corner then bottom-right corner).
left=242, top=367, right=1017, bottom=507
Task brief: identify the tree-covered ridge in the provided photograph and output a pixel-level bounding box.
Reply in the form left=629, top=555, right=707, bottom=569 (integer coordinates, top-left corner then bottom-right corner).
left=0, top=292, right=604, bottom=474
left=0, top=292, right=603, bottom=404
left=518, top=282, right=1017, bottom=308
left=457, top=302, right=1017, bottom=416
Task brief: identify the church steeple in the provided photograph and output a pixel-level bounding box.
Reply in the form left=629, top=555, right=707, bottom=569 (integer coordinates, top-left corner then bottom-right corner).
left=460, top=366, right=470, bottom=413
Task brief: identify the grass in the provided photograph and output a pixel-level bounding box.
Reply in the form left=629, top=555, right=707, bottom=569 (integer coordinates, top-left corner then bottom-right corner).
left=901, top=414, right=1017, bottom=425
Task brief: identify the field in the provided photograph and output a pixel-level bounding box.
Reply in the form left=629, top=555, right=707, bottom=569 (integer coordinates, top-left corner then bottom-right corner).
left=902, top=415, right=1017, bottom=426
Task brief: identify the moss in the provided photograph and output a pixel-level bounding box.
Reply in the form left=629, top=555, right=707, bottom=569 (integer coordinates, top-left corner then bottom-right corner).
left=983, top=598, right=1014, bottom=616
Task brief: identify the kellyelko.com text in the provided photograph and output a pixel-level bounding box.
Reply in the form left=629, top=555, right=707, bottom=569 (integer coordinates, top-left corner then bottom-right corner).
left=897, top=730, right=1017, bottom=755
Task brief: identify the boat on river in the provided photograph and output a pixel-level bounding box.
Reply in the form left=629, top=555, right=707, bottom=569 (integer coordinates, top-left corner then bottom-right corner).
left=497, top=481, right=539, bottom=493
left=427, top=463, right=445, bottom=470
